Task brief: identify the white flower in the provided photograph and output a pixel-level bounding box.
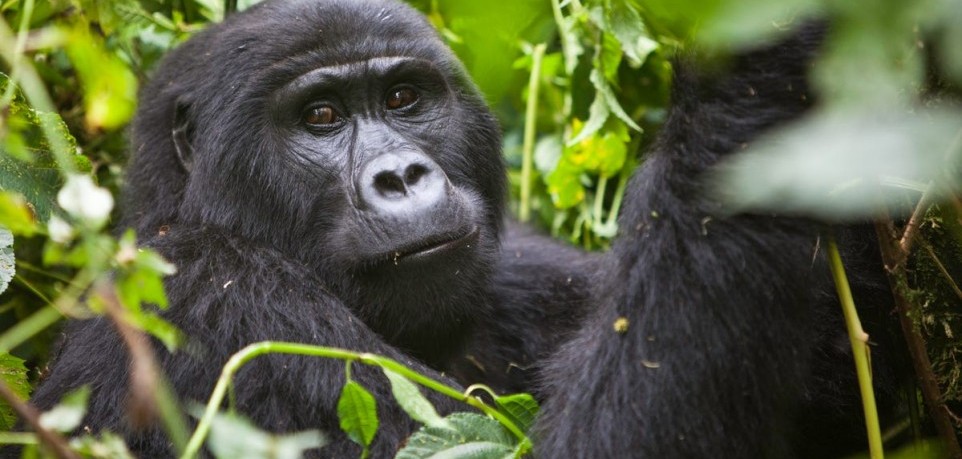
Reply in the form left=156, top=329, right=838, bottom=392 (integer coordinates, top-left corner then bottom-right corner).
left=47, top=215, right=74, bottom=243
left=57, top=174, right=114, bottom=227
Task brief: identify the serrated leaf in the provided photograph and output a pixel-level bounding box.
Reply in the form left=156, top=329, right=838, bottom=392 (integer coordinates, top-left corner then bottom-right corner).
left=493, top=393, right=539, bottom=434
left=338, top=380, right=379, bottom=455
left=206, top=411, right=326, bottom=459
left=0, top=353, right=30, bottom=430
left=383, top=368, right=449, bottom=429
left=569, top=90, right=610, bottom=146
left=0, top=227, right=13, bottom=295
left=395, top=412, right=516, bottom=459
left=39, top=386, right=90, bottom=433
left=608, top=0, right=658, bottom=68
left=592, top=69, right=642, bottom=133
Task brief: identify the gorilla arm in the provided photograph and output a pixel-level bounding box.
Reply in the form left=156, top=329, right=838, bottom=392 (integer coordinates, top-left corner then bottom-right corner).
left=29, top=225, right=469, bottom=458
left=533, top=29, right=827, bottom=458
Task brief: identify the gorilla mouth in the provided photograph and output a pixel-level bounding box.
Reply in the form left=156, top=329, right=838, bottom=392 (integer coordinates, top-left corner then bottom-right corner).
left=388, top=225, right=480, bottom=265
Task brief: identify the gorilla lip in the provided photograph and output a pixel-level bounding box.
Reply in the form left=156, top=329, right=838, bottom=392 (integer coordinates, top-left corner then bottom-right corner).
left=391, top=225, right=480, bottom=264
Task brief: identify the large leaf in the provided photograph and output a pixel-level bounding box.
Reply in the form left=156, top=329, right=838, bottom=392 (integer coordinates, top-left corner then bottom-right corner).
left=395, top=412, right=516, bottom=459
left=714, top=107, right=962, bottom=220
left=206, top=411, right=326, bottom=459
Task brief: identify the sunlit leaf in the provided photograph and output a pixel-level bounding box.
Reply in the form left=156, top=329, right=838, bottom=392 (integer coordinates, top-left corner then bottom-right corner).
left=64, top=25, right=138, bottom=130
left=395, top=412, right=516, bottom=459
left=383, top=368, right=449, bottom=429
left=39, top=386, right=90, bottom=433
left=338, top=380, right=379, bottom=456
left=0, top=192, right=38, bottom=236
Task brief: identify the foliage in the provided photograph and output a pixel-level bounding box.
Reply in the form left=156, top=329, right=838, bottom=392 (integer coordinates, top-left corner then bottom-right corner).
left=0, top=0, right=958, bottom=458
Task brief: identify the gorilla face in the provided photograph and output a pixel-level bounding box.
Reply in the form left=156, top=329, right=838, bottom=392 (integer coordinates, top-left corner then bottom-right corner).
left=132, top=0, right=505, bottom=363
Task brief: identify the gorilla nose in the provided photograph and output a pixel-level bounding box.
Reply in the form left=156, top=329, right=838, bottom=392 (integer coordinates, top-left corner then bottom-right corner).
left=359, top=151, right=448, bottom=215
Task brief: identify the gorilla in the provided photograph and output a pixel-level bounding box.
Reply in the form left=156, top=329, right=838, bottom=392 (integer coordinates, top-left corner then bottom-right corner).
left=24, top=0, right=900, bottom=457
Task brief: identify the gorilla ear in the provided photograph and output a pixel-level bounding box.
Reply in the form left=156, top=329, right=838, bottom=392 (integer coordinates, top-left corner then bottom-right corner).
left=171, top=99, right=194, bottom=172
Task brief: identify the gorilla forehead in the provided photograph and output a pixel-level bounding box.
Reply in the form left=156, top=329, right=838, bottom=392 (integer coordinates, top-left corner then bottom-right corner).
left=211, top=0, right=455, bottom=79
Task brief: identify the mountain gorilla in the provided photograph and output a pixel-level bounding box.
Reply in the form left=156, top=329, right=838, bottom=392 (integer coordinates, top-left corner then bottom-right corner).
left=26, top=0, right=899, bottom=457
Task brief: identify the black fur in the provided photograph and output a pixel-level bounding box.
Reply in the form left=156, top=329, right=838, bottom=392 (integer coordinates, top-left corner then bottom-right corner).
left=23, top=1, right=899, bottom=458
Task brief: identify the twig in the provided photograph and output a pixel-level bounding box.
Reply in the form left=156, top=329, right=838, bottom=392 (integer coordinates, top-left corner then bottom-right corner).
left=0, top=380, right=79, bottom=459
left=918, top=236, right=962, bottom=302
left=896, top=183, right=935, bottom=267
left=95, top=283, right=189, bottom=454
left=874, top=221, right=962, bottom=459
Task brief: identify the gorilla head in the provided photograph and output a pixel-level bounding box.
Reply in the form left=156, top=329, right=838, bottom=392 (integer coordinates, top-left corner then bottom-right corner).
left=124, top=0, right=504, bottom=365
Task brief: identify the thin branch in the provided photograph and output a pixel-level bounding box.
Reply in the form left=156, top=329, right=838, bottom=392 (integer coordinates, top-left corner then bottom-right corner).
left=918, top=235, right=962, bottom=302
left=0, top=380, right=79, bottom=459
left=96, top=283, right=189, bottom=454
left=896, top=183, right=935, bottom=267
left=874, top=221, right=962, bottom=459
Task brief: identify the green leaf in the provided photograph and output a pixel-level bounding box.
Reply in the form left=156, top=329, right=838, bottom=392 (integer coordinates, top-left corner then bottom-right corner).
left=493, top=393, right=539, bottom=434
left=338, top=380, right=379, bottom=456
left=569, top=88, right=610, bottom=145
left=0, top=353, right=30, bottom=430
left=39, top=386, right=90, bottom=433
left=64, top=25, right=138, bottom=130
left=395, top=412, right=516, bottom=459
left=0, top=192, right=39, bottom=237
left=546, top=157, right=585, bottom=209
left=697, top=0, right=821, bottom=49
left=206, top=411, right=326, bottom=459
left=0, top=227, right=13, bottom=295
left=714, top=107, right=962, bottom=220
left=608, top=0, right=658, bottom=68
left=383, top=368, right=449, bottom=429
left=69, top=432, right=136, bottom=458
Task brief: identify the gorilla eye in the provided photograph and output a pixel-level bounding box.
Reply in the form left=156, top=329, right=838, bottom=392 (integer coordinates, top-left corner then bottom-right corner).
left=386, top=88, right=419, bottom=110
left=303, top=105, right=339, bottom=126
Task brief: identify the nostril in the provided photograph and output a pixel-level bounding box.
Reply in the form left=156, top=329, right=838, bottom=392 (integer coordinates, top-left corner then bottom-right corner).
left=373, top=171, right=406, bottom=198
left=404, top=164, right=429, bottom=186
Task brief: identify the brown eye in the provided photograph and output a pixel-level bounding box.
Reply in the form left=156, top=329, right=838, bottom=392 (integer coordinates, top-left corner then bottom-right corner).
left=304, top=105, right=338, bottom=126
left=386, top=88, right=418, bottom=110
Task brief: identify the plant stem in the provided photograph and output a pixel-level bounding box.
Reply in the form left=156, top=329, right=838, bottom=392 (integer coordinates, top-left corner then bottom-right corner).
left=181, top=342, right=531, bottom=459
left=0, top=305, right=61, bottom=354
left=0, top=432, right=37, bottom=445
left=827, top=238, right=884, bottom=459
left=519, top=43, right=546, bottom=223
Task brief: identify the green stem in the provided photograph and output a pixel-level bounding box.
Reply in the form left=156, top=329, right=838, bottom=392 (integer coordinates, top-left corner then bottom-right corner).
left=592, top=175, right=608, bottom=229
left=0, top=305, right=61, bottom=353
left=519, top=43, right=546, bottom=223
left=0, top=0, right=33, bottom=107
left=181, top=342, right=531, bottom=459
left=0, top=432, right=37, bottom=445
left=605, top=165, right=630, bottom=227
left=827, top=238, right=884, bottom=459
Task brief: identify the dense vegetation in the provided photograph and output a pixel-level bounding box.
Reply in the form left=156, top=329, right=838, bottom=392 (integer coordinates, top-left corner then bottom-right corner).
left=0, top=0, right=960, bottom=457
